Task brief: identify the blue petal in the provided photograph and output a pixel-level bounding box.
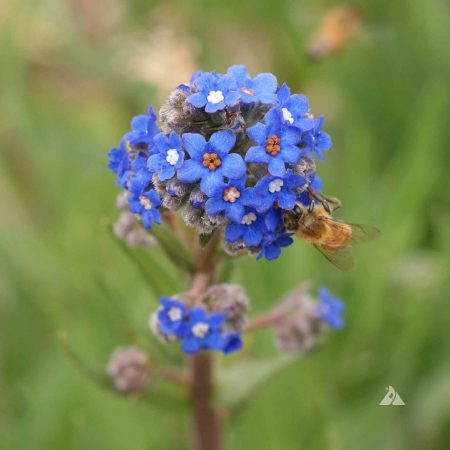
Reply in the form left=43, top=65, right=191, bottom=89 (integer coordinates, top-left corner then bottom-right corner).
left=201, top=170, right=223, bottom=196
left=205, top=101, right=226, bottom=113
left=222, top=153, right=246, bottom=179
left=177, top=159, right=203, bottom=183
left=253, top=73, right=277, bottom=94
left=225, top=223, right=244, bottom=242
left=247, top=123, right=267, bottom=144
left=245, top=146, right=270, bottom=164
left=257, top=92, right=279, bottom=104
left=205, top=196, right=225, bottom=216
left=280, top=145, right=300, bottom=164
left=182, top=133, right=206, bottom=159
left=159, top=164, right=175, bottom=181
left=224, top=90, right=240, bottom=106
left=227, top=64, right=248, bottom=82
left=209, top=312, right=225, bottom=328
left=288, top=94, right=309, bottom=116
left=265, top=243, right=281, bottom=261
left=131, top=115, right=148, bottom=132
left=226, top=202, right=245, bottom=223
left=187, top=92, right=207, bottom=108
left=181, top=337, right=201, bottom=354
left=169, top=131, right=182, bottom=148
left=282, top=127, right=302, bottom=145
left=268, top=157, right=286, bottom=177
left=277, top=83, right=291, bottom=103
left=209, top=130, right=236, bottom=155
left=277, top=190, right=296, bottom=210
left=243, top=225, right=264, bottom=246
left=147, top=153, right=163, bottom=172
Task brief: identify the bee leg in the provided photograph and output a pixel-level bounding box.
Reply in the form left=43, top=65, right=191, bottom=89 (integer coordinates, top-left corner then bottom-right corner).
left=322, top=200, right=331, bottom=213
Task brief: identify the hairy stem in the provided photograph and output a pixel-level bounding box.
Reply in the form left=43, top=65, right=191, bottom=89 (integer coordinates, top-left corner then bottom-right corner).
left=187, top=235, right=223, bottom=450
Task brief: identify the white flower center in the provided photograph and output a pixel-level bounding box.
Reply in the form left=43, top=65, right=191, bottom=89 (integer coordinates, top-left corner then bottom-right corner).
left=192, top=322, right=210, bottom=338
left=139, top=196, right=152, bottom=210
left=282, top=107, right=294, bottom=124
left=166, top=148, right=179, bottom=166
left=241, top=212, right=257, bottom=225
left=268, top=179, right=284, bottom=193
left=207, top=90, right=224, bottom=104
left=168, top=307, right=182, bottom=322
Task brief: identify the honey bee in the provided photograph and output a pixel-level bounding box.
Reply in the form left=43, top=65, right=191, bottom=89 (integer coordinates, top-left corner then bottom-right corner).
left=283, top=190, right=380, bottom=271
left=307, top=4, right=363, bottom=61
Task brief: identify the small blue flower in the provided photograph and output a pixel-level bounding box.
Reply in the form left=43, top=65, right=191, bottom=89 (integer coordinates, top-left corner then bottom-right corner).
left=246, top=109, right=302, bottom=177
left=227, top=65, right=278, bottom=104
left=128, top=189, right=161, bottom=229
left=224, top=208, right=267, bottom=246
left=252, top=170, right=306, bottom=213
left=177, top=130, right=245, bottom=195
left=276, top=83, right=315, bottom=131
left=205, top=178, right=254, bottom=223
left=257, top=232, right=294, bottom=261
left=187, top=71, right=240, bottom=113
left=147, top=132, right=185, bottom=181
left=302, top=117, right=332, bottom=160
left=180, top=308, right=225, bottom=354
left=157, top=297, right=189, bottom=337
left=220, top=332, right=243, bottom=355
left=127, top=152, right=153, bottom=195
left=317, top=287, right=345, bottom=329
left=123, top=107, right=160, bottom=148
left=107, top=143, right=130, bottom=187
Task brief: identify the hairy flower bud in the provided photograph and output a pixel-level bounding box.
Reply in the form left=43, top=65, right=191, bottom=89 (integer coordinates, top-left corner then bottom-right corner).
left=113, top=211, right=156, bottom=247
left=149, top=311, right=178, bottom=343
left=272, top=286, right=325, bottom=352
left=107, top=346, right=150, bottom=394
left=205, top=284, right=250, bottom=332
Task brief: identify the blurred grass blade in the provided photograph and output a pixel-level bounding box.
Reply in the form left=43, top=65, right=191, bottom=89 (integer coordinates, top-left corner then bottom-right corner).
left=59, top=332, right=112, bottom=389
left=105, top=224, right=179, bottom=296
left=150, top=225, right=194, bottom=273
left=216, top=354, right=300, bottom=408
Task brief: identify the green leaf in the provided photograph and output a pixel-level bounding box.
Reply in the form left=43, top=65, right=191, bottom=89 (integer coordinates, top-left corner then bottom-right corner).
left=199, top=231, right=215, bottom=248
left=215, top=354, right=301, bottom=408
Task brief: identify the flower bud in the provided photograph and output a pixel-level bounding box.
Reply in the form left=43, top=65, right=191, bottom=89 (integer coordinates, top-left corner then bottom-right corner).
left=272, top=286, right=325, bottom=353
left=107, top=346, right=150, bottom=394
left=149, top=311, right=178, bottom=343
left=205, top=284, right=250, bottom=332
left=113, top=211, right=156, bottom=247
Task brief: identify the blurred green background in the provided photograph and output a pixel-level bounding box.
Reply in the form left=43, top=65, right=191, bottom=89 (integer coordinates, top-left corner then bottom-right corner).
left=1, top=0, right=449, bottom=449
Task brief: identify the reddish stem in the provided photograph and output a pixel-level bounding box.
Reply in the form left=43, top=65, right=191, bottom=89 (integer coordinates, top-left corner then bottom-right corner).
left=187, top=234, right=223, bottom=450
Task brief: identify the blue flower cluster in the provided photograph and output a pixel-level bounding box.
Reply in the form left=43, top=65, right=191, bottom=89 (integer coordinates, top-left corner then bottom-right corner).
left=108, top=65, right=332, bottom=260
left=156, top=297, right=242, bottom=355
left=317, top=287, right=345, bottom=329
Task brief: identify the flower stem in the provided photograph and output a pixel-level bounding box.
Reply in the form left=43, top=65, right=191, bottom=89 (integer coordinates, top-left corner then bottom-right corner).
left=187, top=234, right=224, bottom=450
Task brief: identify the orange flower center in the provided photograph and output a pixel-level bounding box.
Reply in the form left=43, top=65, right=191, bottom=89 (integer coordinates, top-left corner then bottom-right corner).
left=265, top=135, right=281, bottom=156
left=223, top=187, right=241, bottom=203
left=202, top=153, right=222, bottom=170
left=241, top=87, right=255, bottom=95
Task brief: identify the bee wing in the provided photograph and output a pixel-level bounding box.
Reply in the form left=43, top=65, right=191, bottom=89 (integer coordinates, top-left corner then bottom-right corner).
left=314, top=245, right=355, bottom=271
left=320, top=217, right=380, bottom=245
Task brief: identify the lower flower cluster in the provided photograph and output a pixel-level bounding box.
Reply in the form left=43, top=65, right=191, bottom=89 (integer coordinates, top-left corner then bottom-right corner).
left=151, top=296, right=243, bottom=355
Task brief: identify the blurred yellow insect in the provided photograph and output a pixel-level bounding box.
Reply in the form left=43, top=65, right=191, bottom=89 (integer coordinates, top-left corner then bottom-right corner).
left=307, top=4, right=363, bottom=61
left=283, top=189, right=380, bottom=271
